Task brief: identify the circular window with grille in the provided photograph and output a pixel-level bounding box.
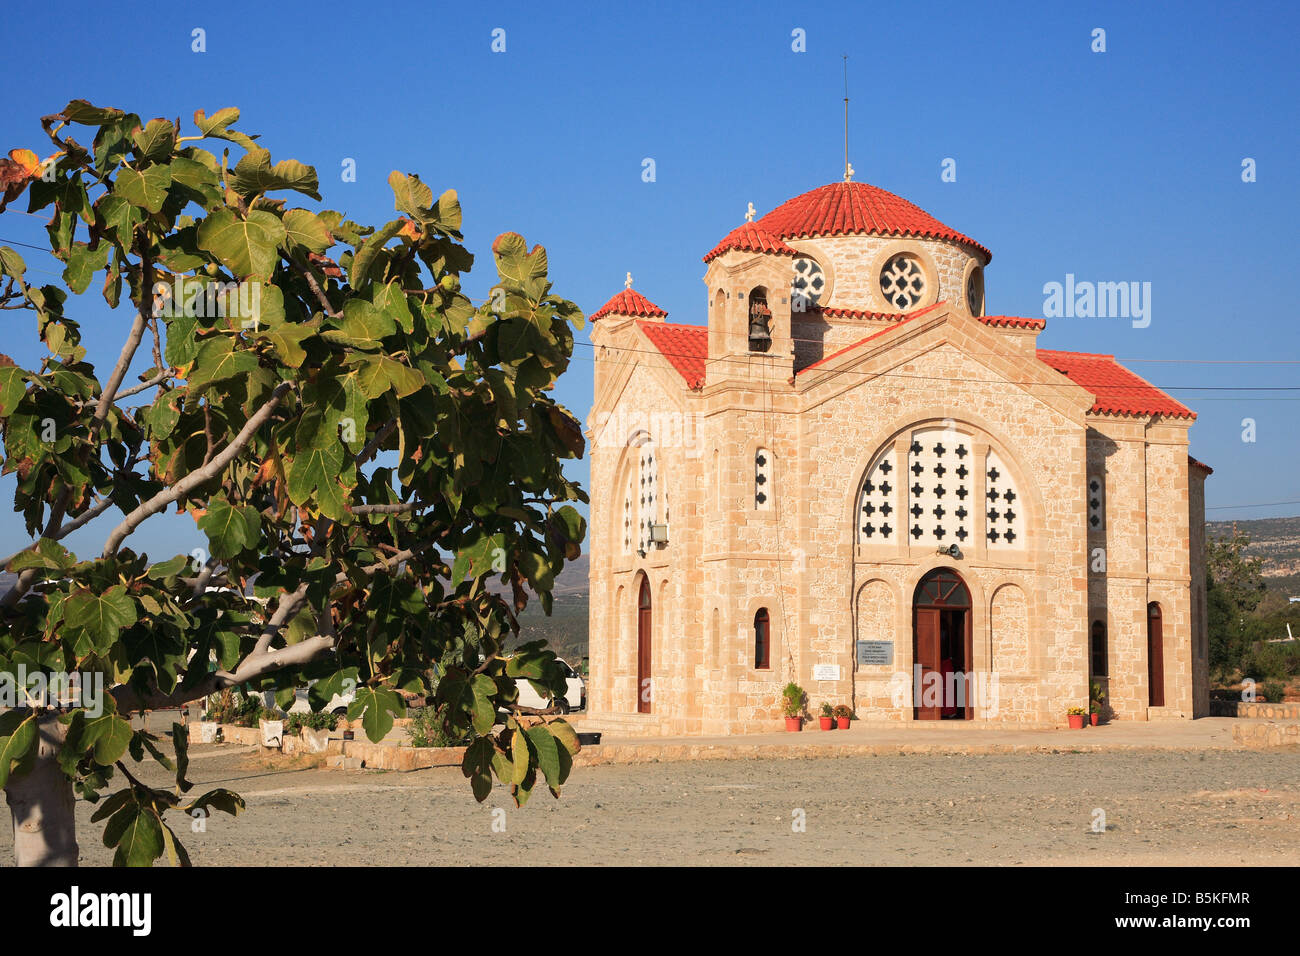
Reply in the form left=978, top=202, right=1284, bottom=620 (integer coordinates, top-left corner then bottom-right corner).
left=791, top=256, right=825, bottom=311
left=879, top=254, right=926, bottom=310
left=966, top=264, right=984, bottom=316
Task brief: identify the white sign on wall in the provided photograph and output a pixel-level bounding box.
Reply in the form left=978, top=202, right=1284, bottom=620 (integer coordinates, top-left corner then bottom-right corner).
left=812, top=664, right=841, bottom=681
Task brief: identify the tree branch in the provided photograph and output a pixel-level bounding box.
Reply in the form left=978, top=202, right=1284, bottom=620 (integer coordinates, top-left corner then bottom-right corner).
left=355, top=418, right=397, bottom=466
left=288, top=256, right=339, bottom=318
left=0, top=496, right=115, bottom=570
left=101, top=382, right=293, bottom=557
left=116, top=370, right=170, bottom=400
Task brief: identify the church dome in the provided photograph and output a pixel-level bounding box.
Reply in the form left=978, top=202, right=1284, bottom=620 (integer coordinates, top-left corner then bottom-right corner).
left=754, top=181, right=991, bottom=262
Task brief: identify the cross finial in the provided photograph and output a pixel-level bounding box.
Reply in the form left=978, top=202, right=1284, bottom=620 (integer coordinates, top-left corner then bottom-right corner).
left=624, top=271, right=633, bottom=290
left=845, top=161, right=855, bottom=182
left=745, top=201, right=756, bottom=222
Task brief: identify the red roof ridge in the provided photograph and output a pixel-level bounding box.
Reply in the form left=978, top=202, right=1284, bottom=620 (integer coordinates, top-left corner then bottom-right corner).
left=702, top=222, right=799, bottom=263
left=980, top=315, right=1046, bottom=330
left=1189, top=456, right=1214, bottom=475
left=591, top=287, right=668, bottom=322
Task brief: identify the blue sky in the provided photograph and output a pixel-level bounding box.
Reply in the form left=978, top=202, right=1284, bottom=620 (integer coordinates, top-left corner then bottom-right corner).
left=0, top=0, right=1297, bottom=563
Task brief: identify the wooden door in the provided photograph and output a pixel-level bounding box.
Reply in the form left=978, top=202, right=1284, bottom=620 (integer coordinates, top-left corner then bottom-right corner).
left=914, top=607, right=941, bottom=720
left=1147, top=604, right=1164, bottom=708
left=637, top=578, right=652, bottom=714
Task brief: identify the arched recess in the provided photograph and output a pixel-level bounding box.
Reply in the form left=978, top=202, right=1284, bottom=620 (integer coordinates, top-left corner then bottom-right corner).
left=1147, top=602, right=1165, bottom=708
left=990, top=583, right=1029, bottom=675
left=710, top=606, right=721, bottom=671
left=854, top=579, right=896, bottom=664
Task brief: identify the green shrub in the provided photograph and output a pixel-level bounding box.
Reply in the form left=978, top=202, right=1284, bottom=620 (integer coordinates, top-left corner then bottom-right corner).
left=284, top=711, right=339, bottom=735
left=1260, top=681, right=1287, bottom=703
left=408, top=704, right=469, bottom=748
left=781, top=683, right=805, bottom=718
left=203, top=690, right=266, bottom=726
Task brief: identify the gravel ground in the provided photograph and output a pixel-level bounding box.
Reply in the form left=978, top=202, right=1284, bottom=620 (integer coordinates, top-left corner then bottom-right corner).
left=7, top=747, right=1297, bottom=866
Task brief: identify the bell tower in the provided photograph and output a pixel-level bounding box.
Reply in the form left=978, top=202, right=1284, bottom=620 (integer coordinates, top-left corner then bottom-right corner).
left=702, top=216, right=797, bottom=387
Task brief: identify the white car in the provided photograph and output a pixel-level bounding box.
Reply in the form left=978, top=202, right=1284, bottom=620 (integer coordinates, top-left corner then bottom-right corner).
left=515, top=658, right=585, bottom=714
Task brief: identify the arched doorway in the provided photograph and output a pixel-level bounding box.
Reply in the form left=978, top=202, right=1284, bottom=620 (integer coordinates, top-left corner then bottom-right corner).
left=637, top=575, right=652, bottom=714
left=913, top=568, right=973, bottom=720
left=1147, top=603, right=1164, bottom=708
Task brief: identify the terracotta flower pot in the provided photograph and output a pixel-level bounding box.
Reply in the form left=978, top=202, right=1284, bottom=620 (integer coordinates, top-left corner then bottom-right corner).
left=836, top=717, right=850, bottom=729
left=785, top=716, right=802, bottom=732
left=819, top=716, right=833, bottom=730
left=1090, top=712, right=1100, bottom=726
left=1067, top=714, right=1085, bottom=730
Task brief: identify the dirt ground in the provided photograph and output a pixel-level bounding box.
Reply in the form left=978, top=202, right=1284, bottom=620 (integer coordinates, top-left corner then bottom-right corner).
left=9, top=746, right=1298, bottom=866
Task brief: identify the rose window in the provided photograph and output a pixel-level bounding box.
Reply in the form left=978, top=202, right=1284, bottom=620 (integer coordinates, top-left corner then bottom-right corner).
left=791, top=257, right=825, bottom=311
left=879, top=254, right=926, bottom=310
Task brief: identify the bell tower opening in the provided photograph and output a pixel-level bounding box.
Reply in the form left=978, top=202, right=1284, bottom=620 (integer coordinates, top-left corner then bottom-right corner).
left=747, top=286, right=771, bottom=352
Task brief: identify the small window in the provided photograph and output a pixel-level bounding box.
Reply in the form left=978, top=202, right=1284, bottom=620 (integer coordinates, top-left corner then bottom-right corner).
left=754, top=608, right=771, bottom=669
left=1090, top=621, right=1108, bottom=678
left=755, top=447, right=772, bottom=510
left=1088, top=475, right=1104, bottom=531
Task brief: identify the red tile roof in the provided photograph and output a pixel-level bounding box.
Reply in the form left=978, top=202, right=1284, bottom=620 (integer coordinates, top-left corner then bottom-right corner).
left=1037, top=349, right=1195, bottom=419
left=702, top=222, right=799, bottom=263
left=591, top=288, right=668, bottom=322
left=813, top=307, right=908, bottom=322
left=979, top=315, right=1046, bottom=330
left=1189, top=456, right=1213, bottom=475
left=797, top=303, right=947, bottom=375
left=637, top=320, right=707, bottom=389
left=755, top=181, right=992, bottom=261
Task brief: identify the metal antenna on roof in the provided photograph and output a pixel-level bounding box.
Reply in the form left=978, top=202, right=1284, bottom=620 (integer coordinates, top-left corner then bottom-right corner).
left=842, top=55, right=853, bottom=182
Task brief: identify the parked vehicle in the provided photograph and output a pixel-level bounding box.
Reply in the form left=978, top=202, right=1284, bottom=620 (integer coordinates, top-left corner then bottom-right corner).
left=514, top=657, right=585, bottom=714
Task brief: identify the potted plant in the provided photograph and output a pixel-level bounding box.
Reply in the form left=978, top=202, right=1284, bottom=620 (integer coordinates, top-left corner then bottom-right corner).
left=1066, top=706, right=1087, bottom=730
left=818, top=702, right=834, bottom=731
left=833, top=704, right=852, bottom=730
left=1089, top=681, right=1106, bottom=726
left=259, top=704, right=285, bottom=748
left=285, top=711, right=338, bottom=753
left=782, top=682, right=805, bottom=731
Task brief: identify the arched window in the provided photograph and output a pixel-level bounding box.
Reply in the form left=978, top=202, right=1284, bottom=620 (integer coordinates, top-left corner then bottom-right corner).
left=754, top=608, right=770, bottom=670
left=638, top=440, right=658, bottom=553
left=1090, top=620, right=1108, bottom=680
left=747, top=286, right=771, bottom=352
left=755, top=447, right=772, bottom=510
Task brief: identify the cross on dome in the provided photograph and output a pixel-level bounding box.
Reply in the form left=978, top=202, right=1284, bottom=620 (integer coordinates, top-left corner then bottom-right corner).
left=745, top=202, right=756, bottom=222
left=845, top=162, right=855, bottom=182
left=625, top=271, right=633, bottom=289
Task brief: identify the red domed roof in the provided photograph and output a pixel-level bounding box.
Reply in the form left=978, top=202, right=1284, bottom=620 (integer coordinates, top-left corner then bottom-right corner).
left=702, top=222, right=799, bottom=263
left=754, top=181, right=991, bottom=262
left=591, top=287, right=669, bottom=322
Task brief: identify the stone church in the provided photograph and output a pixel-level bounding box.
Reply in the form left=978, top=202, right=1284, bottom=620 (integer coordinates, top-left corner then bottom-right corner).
left=585, top=178, right=1210, bottom=735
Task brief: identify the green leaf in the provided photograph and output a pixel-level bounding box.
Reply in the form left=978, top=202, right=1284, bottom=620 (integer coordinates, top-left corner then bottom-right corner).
left=63, top=585, right=137, bottom=652
left=545, top=719, right=580, bottom=756
left=230, top=147, right=321, bottom=201
left=63, top=242, right=109, bottom=295
left=282, top=209, right=332, bottom=254
left=0, top=712, right=36, bottom=788
left=347, top=686, right=405, bottom=743
left=339, top=299, right=395, bottom=347
left=0, top=246, right=26, bottom=280
left=525, top=725, right=561, bottom=790
left=196, top=208, right=286, bottom=279
left=387, top=170, right=433, bottom=220
left=113, top=807, right=165, bottom=867
left=349, top=219, right=405, bottom=289
left=0, top=364, right=27, bottom=417
left=353, top=354, right=424, bottom=399
left=132, top=118, right=176, bottom=162
left=197, top=498, right=260, bottom=559
left=114, top=164, right=172, bottom=214
left=493, top=232, right=548, bottom=299
left=186, top=787, right=245, bottom=817
left=286, top=442, right=345, bottom=520
left=185, top=335, right=259, bottom=393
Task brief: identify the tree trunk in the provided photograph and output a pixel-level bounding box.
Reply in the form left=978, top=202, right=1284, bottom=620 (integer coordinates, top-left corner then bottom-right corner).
left=4, top=713, right=79, bottom=867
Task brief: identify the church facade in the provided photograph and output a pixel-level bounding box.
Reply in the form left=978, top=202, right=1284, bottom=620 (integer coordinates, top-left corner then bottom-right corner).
left=585, top=179, right=1210, bottom=735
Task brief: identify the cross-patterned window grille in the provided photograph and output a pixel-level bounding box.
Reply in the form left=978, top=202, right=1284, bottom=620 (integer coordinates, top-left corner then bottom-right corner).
left=879, top=253, right=926, bottom=310
left=791, top=256, right=825, bottom=312
left=1088, top=475, right=1104, bottom=531
left=623, top=488, right=632, bottom=555
left=755, top=448, right=772, bottom=510
left=906, top=428, right=972, bottom=547
left=639, top=444, right=657, bottom=552
left=858, top=446, right=897, bottom=543
left=985, top=450, right=1022, bottom=547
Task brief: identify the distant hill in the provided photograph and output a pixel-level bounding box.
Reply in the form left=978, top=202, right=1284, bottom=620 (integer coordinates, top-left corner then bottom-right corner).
left=1206, top=515, right=1300, bottom=597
